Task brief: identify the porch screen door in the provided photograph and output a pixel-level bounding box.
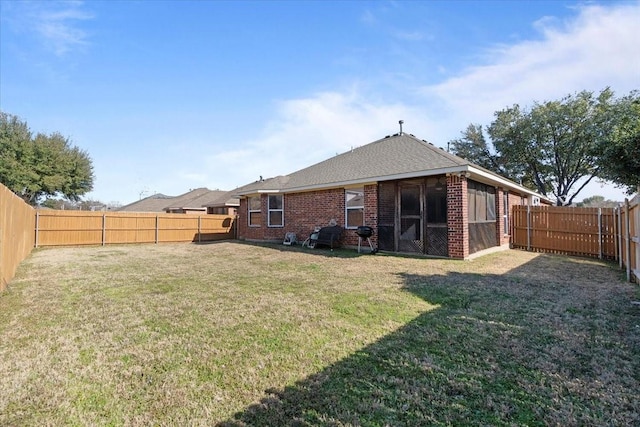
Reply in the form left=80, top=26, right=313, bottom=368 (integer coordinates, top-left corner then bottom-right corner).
left=399, top=184, right=424, bottom=253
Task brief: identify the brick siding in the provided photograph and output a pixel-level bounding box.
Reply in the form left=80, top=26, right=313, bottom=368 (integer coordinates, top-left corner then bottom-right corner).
left=447, top=174, right=469, bottom=259
left=238, top=176, right=533, bottom=259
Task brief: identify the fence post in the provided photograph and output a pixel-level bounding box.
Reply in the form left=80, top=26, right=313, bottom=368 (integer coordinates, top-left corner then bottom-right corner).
left=35, top=211, right=39, bottom=248
left=155, top=215, right=159, bottom=244
left=617, top=207, right=623, bottom=268
left=598, top=208, right=602, bottom=259
left=198, top=215, right=202, bottom=243
left=526, top=205, right=531, bottom=251
left=102, top=213, right=106, bottom=246
left=625, top=199, right=631, bottom=282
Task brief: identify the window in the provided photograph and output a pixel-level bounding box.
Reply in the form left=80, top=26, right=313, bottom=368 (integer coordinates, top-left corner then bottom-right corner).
left=268, top=195, right=283, bottom=227
left=468, top=181, right=497, bottom=223
left=503, top=192, right=509, bottom=234
left=248, top=196, right=261, bottom=226
left=345, top=188, right=364, bottom=229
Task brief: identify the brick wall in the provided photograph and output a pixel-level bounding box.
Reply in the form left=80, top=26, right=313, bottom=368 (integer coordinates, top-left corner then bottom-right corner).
left=447, top=174, right=469, bottom=259
left=237, top=185, right=379, bottom=247
left=362, top=184, right=378, bottom=246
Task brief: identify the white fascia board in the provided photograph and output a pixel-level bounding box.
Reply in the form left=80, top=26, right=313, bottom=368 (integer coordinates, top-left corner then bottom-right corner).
left=234, top=188, right=280, bottom=197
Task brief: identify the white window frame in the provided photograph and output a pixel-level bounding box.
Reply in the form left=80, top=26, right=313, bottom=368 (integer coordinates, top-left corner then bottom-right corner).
left=345, top=188, right=364, bottom=229
left=248, top=196, right=261, bottom=227
left=268, top=195, right=284, bottom=228
left=503, top=192, right=510, bottom=235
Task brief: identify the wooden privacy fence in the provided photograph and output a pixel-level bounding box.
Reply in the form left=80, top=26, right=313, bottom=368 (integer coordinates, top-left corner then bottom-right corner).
left=512, top=202, right=639, bottom=282
left=0, top=184, right=35, bottom=291
left=35, top=211, right=236, bottom=247
left=617, top=195, right=639, bottom=283
left=512, top=205, right=617, bottom=259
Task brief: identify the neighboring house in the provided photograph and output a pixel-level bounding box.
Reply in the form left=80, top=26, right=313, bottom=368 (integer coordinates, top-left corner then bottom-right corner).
left=117, top=193, right=176, bottom=212
left=234, top=132, right=551, bottom=259
left=117, top=188, right=239, bottom=215
left=165, top=189, right=239, bottom=215
left=202, top=192, right=240, bottom=216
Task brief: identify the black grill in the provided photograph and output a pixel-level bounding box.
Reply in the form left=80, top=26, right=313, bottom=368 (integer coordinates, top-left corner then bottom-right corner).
left=356, top=226, right=374, bottom=238
left=355, top=226, right=376, bottom=254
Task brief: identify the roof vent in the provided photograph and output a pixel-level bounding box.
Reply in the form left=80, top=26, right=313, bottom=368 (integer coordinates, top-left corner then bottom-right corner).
left=385, top=135, right=390, bottom=138
left=399, top=120, right=404, bottom=135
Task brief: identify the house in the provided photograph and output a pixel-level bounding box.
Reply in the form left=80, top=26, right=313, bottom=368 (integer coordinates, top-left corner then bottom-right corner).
left=117, top=193, right=176, bottom=212
left=118, top=188, right=239, bottom=215
left=234, top=132, right=550, bottom=259
left=163, top=189, right=239, bottom=215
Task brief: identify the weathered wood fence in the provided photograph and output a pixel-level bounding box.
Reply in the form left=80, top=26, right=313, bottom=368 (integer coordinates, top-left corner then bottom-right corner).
left=35, top=210, right=236, bottom=247
left=0, top=185, right=35, bottom=291
left=617, top=195, right=639, bottom=283
left=512, top=202, right=639, bottom=282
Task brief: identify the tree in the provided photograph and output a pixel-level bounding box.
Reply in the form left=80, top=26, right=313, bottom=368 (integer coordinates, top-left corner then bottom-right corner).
left=450, top=89, right=632, bottom=206
left=448, top=123, right=533, bottom=188
left=0, top=112, right=94, bottom=204
left=595, top=90, right=640, bottom=195
left=575, top=195, right=620, bottom=208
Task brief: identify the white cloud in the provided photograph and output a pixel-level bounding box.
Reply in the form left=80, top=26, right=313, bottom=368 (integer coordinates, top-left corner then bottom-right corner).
left=205, top=89, right=433, bottom=190
left=422, top=2, right=640, bottom=131
left=26, top=0, right=93, bottom=56
left=418, top=2, right=639, bottom=202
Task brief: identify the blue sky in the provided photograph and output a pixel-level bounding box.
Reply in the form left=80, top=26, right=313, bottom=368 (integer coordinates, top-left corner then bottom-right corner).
left=1, top=0, right=638, bottom=205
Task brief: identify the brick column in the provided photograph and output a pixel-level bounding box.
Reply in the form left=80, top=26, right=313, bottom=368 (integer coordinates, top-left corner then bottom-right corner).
left=447, top=174, right=469, bottom=259
left=364, top=184, right=378, bottom=245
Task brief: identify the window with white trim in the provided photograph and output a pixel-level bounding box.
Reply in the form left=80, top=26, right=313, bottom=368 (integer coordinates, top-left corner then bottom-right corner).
left=345, top=188, right=364, bottom=229
left=503, top=192, right=509, bottom=234
left=248, top=196, right=261, bottom=226
left=268, top=195, right=283, bottom=227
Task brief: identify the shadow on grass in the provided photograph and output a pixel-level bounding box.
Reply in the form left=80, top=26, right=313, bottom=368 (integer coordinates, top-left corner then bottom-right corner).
left=218, top=254, right=639, bottom=426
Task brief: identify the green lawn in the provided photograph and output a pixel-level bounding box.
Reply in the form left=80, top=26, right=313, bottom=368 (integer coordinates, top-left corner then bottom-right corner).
left=1, top=242, right=638, bottom=426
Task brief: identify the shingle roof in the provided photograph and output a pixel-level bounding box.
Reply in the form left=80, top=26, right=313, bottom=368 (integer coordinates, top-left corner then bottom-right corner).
left=164, top=188, right=222, bottom=210
left=284, top=133, right=469, bottom=189
left=234, top=132, right=547, bottom=200
left=117, top=193, right=175, bottom=212
left=201, top=191, right=240, bottom=208
left=117, top=188, right=238, bottom=212
left=236, top=133, right=471, bottom=194
left=166, top=190, right=239, bottom=209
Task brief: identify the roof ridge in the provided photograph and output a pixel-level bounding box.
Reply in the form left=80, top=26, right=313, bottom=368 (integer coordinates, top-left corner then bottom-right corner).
left=405, top=134, right=470, bottom=166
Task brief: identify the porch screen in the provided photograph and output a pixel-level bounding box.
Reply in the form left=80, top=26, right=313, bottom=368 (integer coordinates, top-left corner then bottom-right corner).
left=467, top=180, right=497, bottom=253
left=377, top=182, right=396, bottom=251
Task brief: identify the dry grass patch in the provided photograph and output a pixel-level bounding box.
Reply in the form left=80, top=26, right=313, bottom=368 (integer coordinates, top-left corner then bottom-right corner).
left=0, top=242, right=638, bottom=426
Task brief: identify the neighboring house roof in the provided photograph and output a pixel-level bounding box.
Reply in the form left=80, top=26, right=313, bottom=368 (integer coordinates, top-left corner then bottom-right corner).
left=163, top=188, right=219, bottom=211
left=117, top=193, right=175, bottom=212
left=201, top=191, right=240, bottom=208
left=166, top=189, right=239, bottom=210
left=235, top=133, right=550, bottom=201
left=117, top=188, right=239, bottom=213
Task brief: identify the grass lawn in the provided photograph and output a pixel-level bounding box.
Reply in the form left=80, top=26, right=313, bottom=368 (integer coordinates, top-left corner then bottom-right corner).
left=0, top=242, right=638, bottom=426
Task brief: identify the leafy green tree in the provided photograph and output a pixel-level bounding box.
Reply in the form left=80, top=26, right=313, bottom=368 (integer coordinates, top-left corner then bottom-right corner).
left=41, top=197, right=113, bottom=211
left=575, top=195, right=620, bottom=208
left=450, top=89, right=633, bottom=206
left=0, top=112, right=94, bottom=204
left=595, top=90, right=640, bottom=195
left=448, top=123, right=533, bottom=188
